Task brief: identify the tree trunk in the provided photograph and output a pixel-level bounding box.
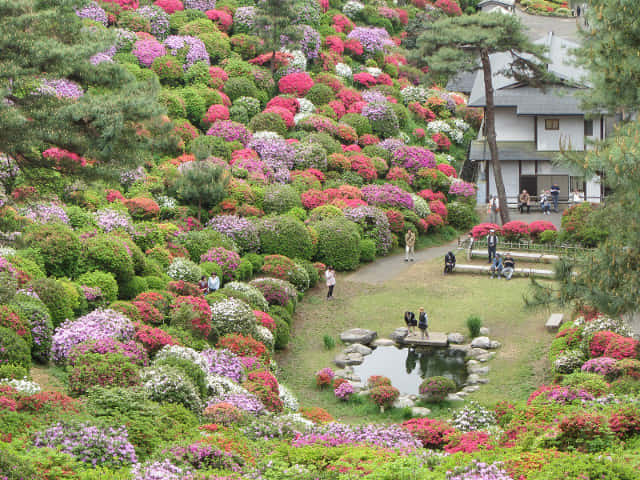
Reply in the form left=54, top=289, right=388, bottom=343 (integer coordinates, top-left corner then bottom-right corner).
left=270, top=50, right=276, bottom=74
left=480, top=48, right=510, bottom=224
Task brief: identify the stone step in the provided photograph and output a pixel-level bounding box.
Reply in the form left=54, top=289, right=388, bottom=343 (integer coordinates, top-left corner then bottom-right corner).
left=453, top=263, right=555, bottom=278
left=397, top=331, right=448, bottom=347
left=471, top=250, right=559, bottom=263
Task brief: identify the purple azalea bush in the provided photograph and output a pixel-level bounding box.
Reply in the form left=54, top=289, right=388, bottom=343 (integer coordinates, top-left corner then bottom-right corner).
left=334, top=382, right=354, bottom=400
left=95, top=207, right=133, bottom=233
left=37, top=79, right=84, bottom=100
left=447, top=461, right=514, bottom=480
left=292, top=423, right=422, bottom=451
left=138, top=6, right=170, bottom=39
left=133, top=38, right=167, bottom=67
left=69, top=338, right=149, bottom=367
left=201, top=348, right=244, bottom=383
left=131, top=460, right=190, bottom=480
left=449, top=180, right=476, bottom=197
left=22, top=203, right=70, bottom=225
left=299, top=25, right=321, bottom=59
left=344, top=206, right=392, bottom=254
left=163, top=35, right=209, bottom=70
left=581, top=356, right=618, bottom=376
left=206, top=393, right=265, bottom=416
left=206, top=120, right=252, bottom=146
left=392, top=146, right=436, bottom=173
left=347, top=27, right=393, bottom=54
left=361, top=184, right=413, bottom=209
left=33, top=422, right=137, bottom=468
left=75, top=1, right=108, bottom=26
left=206, top=215, right=259, bottom=253
left=51, top=309, right=135, bottom=364
left=183, top=0, right=216, bottom=11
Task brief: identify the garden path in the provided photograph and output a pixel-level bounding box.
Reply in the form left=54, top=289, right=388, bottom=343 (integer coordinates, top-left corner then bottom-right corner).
left=516, top=6, right=580, bottom=41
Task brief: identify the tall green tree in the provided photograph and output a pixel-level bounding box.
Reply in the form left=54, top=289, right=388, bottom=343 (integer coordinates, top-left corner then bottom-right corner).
left=0, top=0, right=170, bottom=185
left=175, top=162, right=229, bottom=222
left=254, top=0, right=299, bottom=73
left=412, top=13, right=548, bottom=224
left=575, top=0, right=640, bottom=117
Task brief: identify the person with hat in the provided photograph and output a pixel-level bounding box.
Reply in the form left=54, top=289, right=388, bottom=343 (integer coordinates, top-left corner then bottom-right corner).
left=490, top=253, right=503, bottom=279
left=487, top=229, right=498, bottom=264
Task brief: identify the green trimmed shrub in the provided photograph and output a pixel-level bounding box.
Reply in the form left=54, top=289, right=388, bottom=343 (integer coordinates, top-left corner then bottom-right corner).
left=145, top=276, right=167, bottom=290
left=263, top=184, right=303, bottom=214
left=10, top=294, right=53, bottom=363
left=274, top=316, right=290, bottom=350
left=305, top=83, right=334, bottom=106
left=190, top=134, right=232, bottom=161
left=446, top=202, right=478, bottom=230
left=183, top=60, right=210, bottom=85
left=224, top=77, right=258, bottom=101
left=81, top=235, right=135, bottom=282
left=359, top=238, right=376, bottom=263
left=119, top=276, right=149, bottom=300
left=295, top=259, right=319, bottom=288
left=340, top=113, right=372, bottom=136
left=179, top=87, right=207, bottom=124
left=0, top=326, right=30, bottom=369
left=243, top=253, right=264, bottom=272
left=235, top=258, right=253, bottom=281
left=248, top=112, right=287, bottom=136
left=69, top=353, right=140, bottom=396
left=152, top=55, right=184, bottom=85
left=153, top=355, right=208, bottom=399
left=77, top=271, right=118, bottom=304
left=177, top=229, right=237, bottom=263
left=24, top=223, right=82, bottom=278
left=160, top=89, right=187, bottom=118
left=314, top=217, right=361, bottom=271
left=0, top=363, right=28, bottom=380
left=30, top=278, right=78, bottom=327
left=258, top=216, right=314, bottom=260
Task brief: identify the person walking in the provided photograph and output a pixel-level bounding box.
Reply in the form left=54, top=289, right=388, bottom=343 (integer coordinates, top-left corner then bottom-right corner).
left=207, top=272, right=220, bottom=292
left=404, top=229, right=416, bottom=262
left=465, top=232, right=475, bottom=261
left=418, top=308, right=428, bottom=339
left=487, top=229, right=498, bottom=264
left=518, top=190, right=530, bottom=214
left=502, top=252, right=515, bottom=280
left=325, top=266, right=336, bottom=300
left=488, top=195, right=500, bottom=225
left=550, top=183, right=560, bottom=212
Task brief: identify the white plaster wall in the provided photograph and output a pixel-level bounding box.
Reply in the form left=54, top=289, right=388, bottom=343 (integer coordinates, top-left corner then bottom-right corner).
left=521, top=161, right=535, bottom=175
left=537, top=116, right=584, bottom=151
left=494, top=108, right=535, bottom=141
left=585, top=176, right=601, bottom=203
left=488, top=161, right=519, bottom=204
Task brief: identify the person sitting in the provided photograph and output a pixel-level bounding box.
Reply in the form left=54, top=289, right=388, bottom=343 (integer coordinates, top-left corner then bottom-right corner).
left=519, top=189, right=531, bottom=214
left=404, top=311, right=417, bottom=335
left=207, top=272, right=220, bottom=293
left=572, top=189, right=584, bottom=204
left=502, top=252, right=515, bottom=280
left=444, top=251, right=456, bottom=274
left=490, top=253, right=503, bottom=279
left=198, top=275, right=208, bottom=293
left=539, top=191, right=551, bottom=215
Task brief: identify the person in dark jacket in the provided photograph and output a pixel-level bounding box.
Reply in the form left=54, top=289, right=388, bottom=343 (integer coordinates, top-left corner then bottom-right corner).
left=487, top=229, right=498, bottom=263
left=444, top=251, right=456, bottom=274
left=404, top=311, right=417, bottom=335
left=418, top=307, right=428, bottom=339
left=502, top=252, right=515, bottom=280
left=490, top=253, right=503, bottom=279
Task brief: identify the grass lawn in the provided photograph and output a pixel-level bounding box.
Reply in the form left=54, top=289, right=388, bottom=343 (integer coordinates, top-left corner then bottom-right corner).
left=276, top=256, right=560, bottom=423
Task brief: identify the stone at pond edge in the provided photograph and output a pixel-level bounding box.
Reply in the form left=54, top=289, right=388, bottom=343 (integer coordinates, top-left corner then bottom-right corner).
left=468, top=364, right=490, bottom=375
left=390, top=327, right=408, bottom=343
left=466, top=374, right=481, bottom=385
left=467, top=347, right=489, bottom=359
left=463, top=385, right=480, bottom=393
left=470, top=336, right=491, bottom=349
left=334, top=352, right=365, bottom=367
left=393, top=395, right=415, bottom=409
left=344, top=343, right=372, bottom=356
left=490, top=340, right=501, bottom=349
left=340, top=328, right=378, bottom=345
left=411, top=407, right=431, bottom=417
left=479, top=327, right=490, bottom=336
left=446, top=393, right=463, bottom=402
left=447, top=332, right=465, bottom=344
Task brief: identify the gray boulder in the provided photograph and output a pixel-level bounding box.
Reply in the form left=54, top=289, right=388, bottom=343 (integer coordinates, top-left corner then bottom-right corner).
left=411, top=407, right=431, bottom=417
left=489, top=340, right=501, bottom=350
left=390, top=327, right=409, bottom=343
left=393, top=395, right=415, bottom=409
left=447, top=332, right=465, bottom=344
left=341, top=328, right=377, bottom=345
left=344, top=343, right=372, bottom=356
left=479, top=327, right=490, bottom=336
left=470, top=336, right=491, bottom=349
left=373, top=338, right=395, bottom=347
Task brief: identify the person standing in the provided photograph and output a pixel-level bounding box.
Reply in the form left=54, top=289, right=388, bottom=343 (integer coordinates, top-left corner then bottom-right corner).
left=502, top=252, right=515, bottom=280
left=487, top=229, right=498, bottom=264
left=207, top=272, right=220, bottom=292
left=418, top=308, right=428, bottom=339
left=466, top=232, right=475, bottom=261
left=488, top=195, right=500, bottom=225
left=404, top=230, right=416, bottom=262
left=325, top=266, right=336, bottom=300
left=404, top=311, right=417, bottom=335
left=576, top=4, right=580, bottom=16
left=550, top=183, right=560, bottom=212
left=518, top=190, right=530, bottom=214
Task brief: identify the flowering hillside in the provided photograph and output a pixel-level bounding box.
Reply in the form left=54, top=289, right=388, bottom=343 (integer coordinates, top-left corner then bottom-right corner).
left=1, top=0, right=639, bottom=478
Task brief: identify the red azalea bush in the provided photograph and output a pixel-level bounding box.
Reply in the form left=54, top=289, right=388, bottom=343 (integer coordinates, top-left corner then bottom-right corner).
left=132, top=300, right=164, bottom=325
left=264, top=106, right=294, bottom=129
left=134, top=291, right=171, bottom=315
left=528, top=220, right=557, bottom=239
left=245, top=369, right=283, bottom=413
left=202, top=104, right=230, bottom=127
left=417, top=189, right=445, bottom=202
left=203, top=402, right=245, bottom=425
left=325, top=35, right=344, bottom=54
left=590, top=331, right=638, bottom=360
left=502, top=221, right=530, bottom=241
left=367, top=375, right=392, bottom=388
left=385, top=209, right=405, bottom=233
left=369, top=385, right=400, bottom=409
left=279, top=72, right=314, bottom=96
left=345, top=39, right=364, bottom=56
left=301, top=189, right=329, bottom=210
left=609, top=405, right=640, bottom=438
left=436, top=163, right=456, bottom=177
left=432, top=133, right=452, bottom=151
left=0, top=306, right=31, bottom=345
left=154, top=0, right=183, bottom=14
left=332, top=14, right=354, bottom=34
left=134, top=322, right=178, bottom=355
left=218, top=334, right=269, bottom=362
left=316, top=367, right=335, bottom=389
left=266, top=96, right=299, bottom=114
left=208, top=66, right=228, bottom=89
left=557, top=413, right=609, bottom=448
left=402, top=418, right=455, bottom=449
left=253, top=310, right=275, bottom=332
left=172, top=296, right=212, bottom=337
left=124, top=197, right=160, bottom=219
left=301, top=406, right=334, bottom=423
left=106, top=189, right=125, bottom=202
left=353, top=72, right=377, bottom=88
left=444, top=431, right=493, bottom=453
left=168, top=280, right=203, bottom=297
left=435, top=0, right=463, bottom=16
left=328, top=153, right=352, bottom=172
left=471, top=223, right=502, bottom=238
left=205, top=9, right=233, bottom=32
left=17, top=391, right=79, bottom=413
left=429, top=200, right=448, bottom=218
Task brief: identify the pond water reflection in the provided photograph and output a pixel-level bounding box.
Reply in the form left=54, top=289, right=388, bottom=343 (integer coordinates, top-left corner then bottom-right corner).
left=351, top=346, right=468, bottom=395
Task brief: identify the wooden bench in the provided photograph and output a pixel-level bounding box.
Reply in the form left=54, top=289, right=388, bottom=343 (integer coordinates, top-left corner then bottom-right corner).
left=471, top=250, right=559, bottom=263
left=453, top=264, right=555, bottom=278
left=545, top=313, right=565, bottom=332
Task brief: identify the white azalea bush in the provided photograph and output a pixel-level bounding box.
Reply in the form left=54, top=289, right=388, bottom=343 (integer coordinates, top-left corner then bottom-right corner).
left=140, top=365, right=203, bottom=412
left=210, top=298, right=257, bottom=337
left=166, top=257, right=202, bottom=283
left=451, top=401, right=496, bottom=432
left=154, top=345, right=208, bottom=374
left=1, top=377, right=41, bottom=395
left=222, top=281, right=269, bottom=311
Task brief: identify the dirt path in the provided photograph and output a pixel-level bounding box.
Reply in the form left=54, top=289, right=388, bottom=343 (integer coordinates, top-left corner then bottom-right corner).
left=30, top=365, right=64, bottom=392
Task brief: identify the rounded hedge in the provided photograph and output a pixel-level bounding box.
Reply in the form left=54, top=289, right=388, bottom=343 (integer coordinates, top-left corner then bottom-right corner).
left=359, top=239, right=376, bottom=263
left=446, top=202, right=477, bottom=230
left=273, top=316, right=290, bottom=350
left=24, top=223, right=82, bottom=278
left=263, top=184, right=304, bottom=214
left=258, top=216, right=314, bottom=261
left=340, top=113, right=372, bottom=136
left=305, top=83, right=334, bottom=106
left=77, top=271, right=119, bottom=304
left=0, top=326, right=30, bottom=369
left=119, top=276, right=149, bottom=300
left=313, top=217, right=361, bottom=271
left=81, top=235, right=135, bottom=283
left=223, top=77, right=258, bottom=102
left=419, top=376, right=456, bottom=402
left=177, top=229, right=237, bottom=263
left=30, top=278, right=78, bottom=327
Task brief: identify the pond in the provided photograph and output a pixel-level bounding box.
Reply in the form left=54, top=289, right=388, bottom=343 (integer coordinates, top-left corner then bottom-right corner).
left=351, top=346, right=468, bottom=396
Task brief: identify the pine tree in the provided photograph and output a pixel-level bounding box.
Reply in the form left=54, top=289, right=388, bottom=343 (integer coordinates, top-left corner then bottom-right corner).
left=413, top=13, right=548, bottom=224
left=0, top=0, right=171, bottom=186
left=175, top=162, right=229, bottom=222
left=254, top=0, right=299, bottom=73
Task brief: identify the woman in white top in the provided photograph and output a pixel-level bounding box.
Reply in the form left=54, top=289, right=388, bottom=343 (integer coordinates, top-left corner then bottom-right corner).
left=325, top=266, right=336, bottom=300
left=572, top=190, right=583, bottom=204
